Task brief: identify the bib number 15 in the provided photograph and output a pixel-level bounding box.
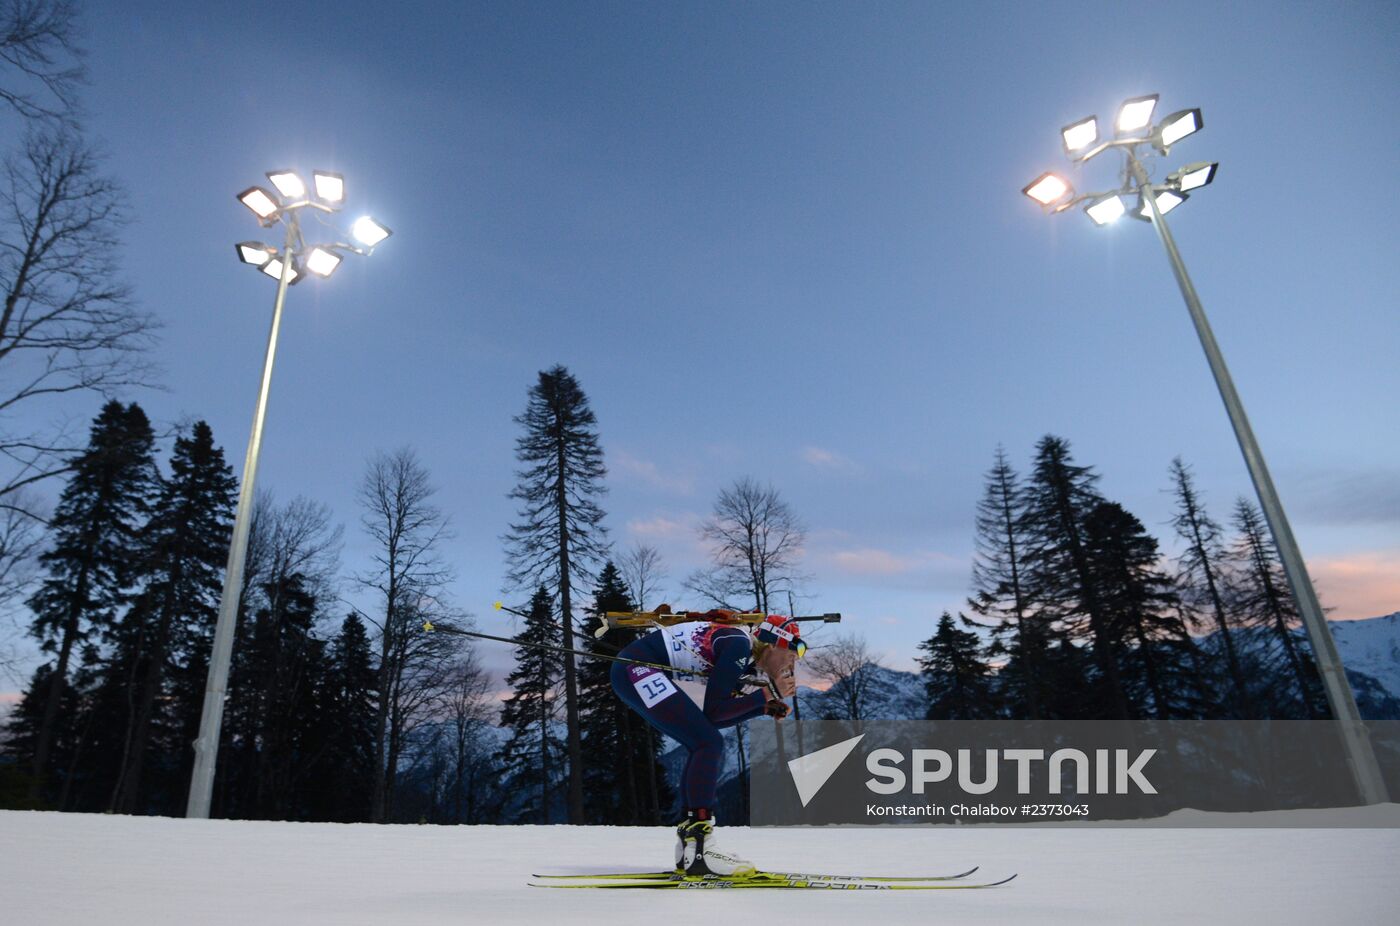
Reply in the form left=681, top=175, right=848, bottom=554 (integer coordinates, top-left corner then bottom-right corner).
left=634, top=672, right=678, bottom=708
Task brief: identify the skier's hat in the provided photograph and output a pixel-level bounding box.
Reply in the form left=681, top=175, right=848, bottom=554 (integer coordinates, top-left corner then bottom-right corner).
left=753, top=614, right=805, bottom=657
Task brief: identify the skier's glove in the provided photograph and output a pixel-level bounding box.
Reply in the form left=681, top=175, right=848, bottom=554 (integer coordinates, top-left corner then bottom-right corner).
left=760, top=682, right=790, bottom=718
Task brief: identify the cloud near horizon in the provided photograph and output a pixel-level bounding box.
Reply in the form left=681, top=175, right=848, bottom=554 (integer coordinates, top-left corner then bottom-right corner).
left=610, top=448, right=695, bottom=495
left=824, top=547, right=964, bottom=578
left=801, top=446, right=858, bottom=471
left=1309, top=551, right=1400, bottom=621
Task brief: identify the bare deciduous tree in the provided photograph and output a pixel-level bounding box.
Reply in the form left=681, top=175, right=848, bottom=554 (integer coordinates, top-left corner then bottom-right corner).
left=443, top=644, right=497, bottom=823
left=806, top=633, right=882, bottom=721
left=0, top=0, right=84, bottom=123
left=0, top=130, right=158, bottom=513
left=356, top=447, right=456, bottom=822
left=618, top=542, right=665, bottom=612
left=685, top=477, right=806, bottom=613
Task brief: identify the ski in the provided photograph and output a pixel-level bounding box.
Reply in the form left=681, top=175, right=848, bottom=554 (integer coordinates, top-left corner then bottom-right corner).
left=529, top=873, right=1017, bottom=890
left=532, top=865, right=980, bottom=883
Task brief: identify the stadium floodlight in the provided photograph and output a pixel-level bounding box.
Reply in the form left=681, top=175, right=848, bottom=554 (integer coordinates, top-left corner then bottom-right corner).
left=1018, top=95, right=1390, bottom=807
left=236, top=242, right=275, bottom=267
left=1158, top=108, right=1204, bottom=148
left=351, top=215, right=392, bottom=247
left=1084, top=194, right=1127, bottom=226
left=1172, top=161, right=1218, bottom=192
left=305, top=246, right=343, bottom=277
left=1022, top=172, right=1072, bottom=207
left=313, top=170, right=345, bottom=204
left=1116, top=94, right=1159, bottom=134
left=237, top=186, right=280, bottom=220
left=259, top=256, right=299, bottom=283
left=266, top=169, right=307, bottom=200
left=197, top=170, right=395, bottom=822
left=1061, top=116, right=1099, bottom=155
left=1138, top=188, right=1187, bottom=218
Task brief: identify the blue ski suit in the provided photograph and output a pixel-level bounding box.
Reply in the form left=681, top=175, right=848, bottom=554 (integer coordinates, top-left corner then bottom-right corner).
left=611, top=622, right=767, bottom=809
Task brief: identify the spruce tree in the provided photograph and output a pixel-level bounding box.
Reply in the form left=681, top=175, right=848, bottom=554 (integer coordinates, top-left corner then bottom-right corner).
left=315, top=612, right=378, bottom=822
left=1168, top=458, right=1249, bottom=715
left=1228, top=499, right=1327, bottom=717
left=1083, top=501, right=1209, bottom=719
left=917, top=613, right=999, bottom=719
left=503, top=366, right=609, bottom=825
left=103, top=421, right=236, bottom=813
left=496, top=586, right=565, bottom=823
left=967, top=446, right=1046, bottom=718
left=1017, top=436, right=1129, bottom=719
left=19, top=400, right=157, bottom=800
left=578, top=562, right=673, bottom=824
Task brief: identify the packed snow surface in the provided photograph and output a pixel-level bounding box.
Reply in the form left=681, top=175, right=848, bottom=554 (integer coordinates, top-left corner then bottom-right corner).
left=3, top=808, right=1398, bottom=925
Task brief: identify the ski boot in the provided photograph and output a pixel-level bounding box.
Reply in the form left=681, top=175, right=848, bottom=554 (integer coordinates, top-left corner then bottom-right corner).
left=679, top=809, right=756, bottom=878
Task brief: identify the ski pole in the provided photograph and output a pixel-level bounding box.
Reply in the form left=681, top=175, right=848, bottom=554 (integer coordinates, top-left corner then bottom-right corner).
left=423, top=619, right=706, bottom=678
left=424, top=620, right=776, bottom=693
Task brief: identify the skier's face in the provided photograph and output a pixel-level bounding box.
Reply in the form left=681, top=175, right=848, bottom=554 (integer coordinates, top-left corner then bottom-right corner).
left=757, top=645, right=797, bottom=685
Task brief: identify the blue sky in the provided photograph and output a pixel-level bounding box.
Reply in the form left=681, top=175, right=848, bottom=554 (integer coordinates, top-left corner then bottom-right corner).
left=3, top=1, right=1398, bottom=691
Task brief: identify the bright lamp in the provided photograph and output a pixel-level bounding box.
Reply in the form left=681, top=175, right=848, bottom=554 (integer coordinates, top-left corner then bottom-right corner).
left=351, top=216, right=392, bottom=247
left=1116, top=94, right=1159, bottom=134
left=313, top=170, right=345, bottom=203
left=1061, top=116, right=1098, bottom=155
left=267, top=170, right=306, bottom=200
left=237, top=187, right=279, bottom=220
left=1022, top=172, right=1072, bottom=207
left=1158, top=109, right=1203, bottom=148
left=1085, top=195, right=1127, bottom=226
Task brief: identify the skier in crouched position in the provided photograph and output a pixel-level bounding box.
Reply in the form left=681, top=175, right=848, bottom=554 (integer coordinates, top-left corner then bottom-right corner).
left=611, top=609, right=803, bottom=877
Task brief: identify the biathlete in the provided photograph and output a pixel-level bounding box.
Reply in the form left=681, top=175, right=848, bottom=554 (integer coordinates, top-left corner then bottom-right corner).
left=610, top=609, right=804, bottom=877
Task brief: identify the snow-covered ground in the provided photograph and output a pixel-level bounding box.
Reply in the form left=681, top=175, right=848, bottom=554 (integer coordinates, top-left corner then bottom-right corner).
left=3, top=808, right=1398, bottom=925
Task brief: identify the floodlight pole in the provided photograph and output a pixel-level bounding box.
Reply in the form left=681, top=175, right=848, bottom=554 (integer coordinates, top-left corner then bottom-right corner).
left=187, top=211, right=299, bottom=819
left=1127, top=153, right=1390, bottom=805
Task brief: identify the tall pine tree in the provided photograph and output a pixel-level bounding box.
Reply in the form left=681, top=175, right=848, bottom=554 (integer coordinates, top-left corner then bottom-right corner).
left=967, top=446, right=1047, bottom=718
left=1168, top=458, right=1249, bottom=716
left=17, top=400, right=157, bottom=801
left=502, top=366, right=609, bottom=825
left=1083, top=501, right=1209, bottom=719
left=1228, top=499, right=1327, bottom=718
left=1017, top=436, right=1130, bottom=719
left=104, top=421, right=236, bottom=813
left=917, top=613, right=1000, bottom=719
left=578, top=562, right=673, bottom=824
left=496, top=586, right=565, bottom=823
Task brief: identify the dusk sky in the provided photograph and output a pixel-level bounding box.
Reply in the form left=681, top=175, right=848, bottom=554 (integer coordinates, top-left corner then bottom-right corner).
left=3, top=1, right=1397, bottom=695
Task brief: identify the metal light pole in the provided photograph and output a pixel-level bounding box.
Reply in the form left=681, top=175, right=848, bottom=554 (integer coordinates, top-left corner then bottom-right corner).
left=186, top=171, right=392, bottom=819
left=1022, top=96, right=1389, bottom=805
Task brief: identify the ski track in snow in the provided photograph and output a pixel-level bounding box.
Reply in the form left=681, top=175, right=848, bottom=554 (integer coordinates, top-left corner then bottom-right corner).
left=3, top=808, right=1399, bottom=925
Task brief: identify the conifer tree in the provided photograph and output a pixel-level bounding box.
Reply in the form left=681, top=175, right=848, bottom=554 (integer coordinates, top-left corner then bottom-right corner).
left=967, top=447, right=1046, bottom=718
left=503, top=366, right=609, bottom=825
left=315, top=612, right=378, bottom=822
left=917, top=612, right=999, bottom=719
left=579, top=562, right=673, bottom=824
left=1228, top=499, right=1327, bottom=717
left=103, top=421, right=236, bottom=813
left=496, top=586, right=565, bottom=823
left=1083, top=501, right=1209, bottom=719
left=19, top=400, right=157, bottom=799
left=1017, top=436, right=1130, bottom=718
left=1168, top=458, right=1249, bottom=715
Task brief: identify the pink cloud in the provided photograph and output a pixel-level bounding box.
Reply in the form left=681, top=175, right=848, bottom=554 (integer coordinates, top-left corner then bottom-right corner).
left=1309, top=551, right=1400, bottom=621
left=801, top=446, right=857, bottom=471
left=612, top=449, right=694, bottom=494
left=626, top=514, right=697, bottom=539
left=825, top=547, right=961, bottom=578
